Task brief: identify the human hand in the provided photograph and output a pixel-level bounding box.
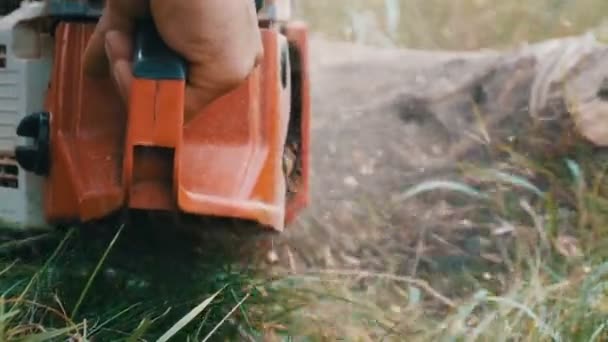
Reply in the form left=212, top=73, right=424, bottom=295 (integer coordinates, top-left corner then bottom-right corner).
left=83, top=0, right=263, bottom=120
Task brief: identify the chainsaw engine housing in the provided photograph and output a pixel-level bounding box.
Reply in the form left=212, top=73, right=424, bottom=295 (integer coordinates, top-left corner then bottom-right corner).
left=0, top=0, right=310, bottom=232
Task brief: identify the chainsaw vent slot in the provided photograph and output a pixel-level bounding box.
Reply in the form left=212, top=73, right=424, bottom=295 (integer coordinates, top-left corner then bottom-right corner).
left=0, top=156, right=19, bottom=188
left=0, top=45, right=6, bottom=69
left=130, top=146, right=176, bottom=210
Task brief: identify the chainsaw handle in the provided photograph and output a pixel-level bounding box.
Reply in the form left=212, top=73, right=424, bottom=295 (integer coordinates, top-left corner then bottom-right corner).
left=131, top=0, right=264, bottom=80
left=132, top=18, right=187, bottom=80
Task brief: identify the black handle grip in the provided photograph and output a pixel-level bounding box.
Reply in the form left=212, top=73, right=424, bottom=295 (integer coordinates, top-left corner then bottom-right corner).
left=132, top=19, right=187, bottom=80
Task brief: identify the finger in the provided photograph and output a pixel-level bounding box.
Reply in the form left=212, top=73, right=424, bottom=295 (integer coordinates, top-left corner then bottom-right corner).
left=105, top=30, right=133, bottom=63
left=105, top=30, right=134, bottom=102
left=183, top=63, right=251, bottom=122
left=112, top=60, right=133, bottom=103
left=184, top=71, right=216, bottom=122
left=83, top=12, right=115, bottom=77
left=83, top=0, right=148, bottom=77
left=151, top=0, right=263, bottom=117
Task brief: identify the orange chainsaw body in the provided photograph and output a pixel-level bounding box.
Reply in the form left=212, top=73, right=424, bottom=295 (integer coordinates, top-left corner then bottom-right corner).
left=41, top=21, right=310, bottom=231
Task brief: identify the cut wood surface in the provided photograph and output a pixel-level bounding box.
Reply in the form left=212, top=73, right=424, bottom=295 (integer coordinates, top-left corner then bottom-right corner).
left=279, top=32, right=608, bottom=270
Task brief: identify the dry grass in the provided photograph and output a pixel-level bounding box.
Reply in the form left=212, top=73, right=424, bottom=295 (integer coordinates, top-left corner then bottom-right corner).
left=245, top=1, right=608, bottom=340
left=254, top=145, right=608, bottom=341
left=6, top=145, right=608, bottom=341
left=296, top=0, right=608, bottom=50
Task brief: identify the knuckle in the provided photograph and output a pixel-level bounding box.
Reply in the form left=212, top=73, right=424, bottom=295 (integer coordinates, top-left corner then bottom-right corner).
left=214, top=51, right=259, bottom=88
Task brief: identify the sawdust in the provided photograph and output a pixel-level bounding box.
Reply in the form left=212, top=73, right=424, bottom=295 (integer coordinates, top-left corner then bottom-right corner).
left=283, top=141, right=300, bottom=197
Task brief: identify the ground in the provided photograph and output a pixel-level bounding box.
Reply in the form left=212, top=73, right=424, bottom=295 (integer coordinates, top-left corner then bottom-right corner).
left=281, top=38, right=499, bottom=270
left=265, top=16, right=608, bottom=339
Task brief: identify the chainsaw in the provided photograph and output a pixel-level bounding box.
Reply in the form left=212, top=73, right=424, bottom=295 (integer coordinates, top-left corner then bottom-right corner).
left=0, top=0, right=310, bottom=233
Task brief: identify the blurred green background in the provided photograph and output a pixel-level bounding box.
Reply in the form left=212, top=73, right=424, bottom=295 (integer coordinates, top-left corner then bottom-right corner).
left=294, top=0, right=608, bottom=49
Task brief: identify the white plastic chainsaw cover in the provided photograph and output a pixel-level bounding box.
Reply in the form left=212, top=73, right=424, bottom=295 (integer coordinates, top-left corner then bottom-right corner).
left=0, top=1, right=52, bottom=230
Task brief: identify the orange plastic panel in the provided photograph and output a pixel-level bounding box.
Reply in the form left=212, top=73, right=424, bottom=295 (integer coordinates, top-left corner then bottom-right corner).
left=177, top=29, right=290, bottom=230
left=124, top=79, right=184, bottom=210
left=43, top=22, right=309, bottom=231
left=45, top=22, right=126, bottom=223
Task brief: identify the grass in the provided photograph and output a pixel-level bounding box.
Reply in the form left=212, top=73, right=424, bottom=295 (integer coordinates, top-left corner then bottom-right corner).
left=0, top=225, right=256, bottom=340
left=243, top=147, right=608, bottom=341
left=0, top=114, right=605, bottom=340
left=248, top=144, right=608, bottom=341
left=295, top=0, right=608, bottom=50
left=2, top=1, right=608, bottom=341
left=4, top=106, right=605, bottom=340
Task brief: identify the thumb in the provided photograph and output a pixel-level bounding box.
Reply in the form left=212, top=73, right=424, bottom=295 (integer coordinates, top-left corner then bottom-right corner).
left=83, top=0, right=148, bottom=77
left=105, top=30, right=134, bottom=103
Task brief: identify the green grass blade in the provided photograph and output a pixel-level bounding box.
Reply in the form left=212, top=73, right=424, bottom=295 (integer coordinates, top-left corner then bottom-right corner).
left=9, top=229, right=74, bottom=319
left=71, top=224, right=125, bottom=319
left=89, top=303, right=141, bottom=337
left=202, top=292, right=250, bottom=342
left=126, top=318, right=152, bottom=342
left=0, top=302, right=19, bottom=341
left=0, top=309, right=20, bottom=323
left=396, top=180, right=487, bottom=202
left=13, top=325, right=81, bottom=342
left=589, top=322, right=606, bottom=342
left=485, top=296, right=560, bottom=341
left=0, top=297, right=4, bottom=342
left=566, top=159, right=584, bottom=188
left=478, top=169, right=544, bottom=197
left=157, top=286, right=226, bottom=342
left=230, top=289, right=255, bottom=338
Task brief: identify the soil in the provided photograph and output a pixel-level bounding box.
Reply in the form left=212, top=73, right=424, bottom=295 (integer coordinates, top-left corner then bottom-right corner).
left=272, top=33, right=608, bottom=273
left=268, top=38, right=484, bottom=270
